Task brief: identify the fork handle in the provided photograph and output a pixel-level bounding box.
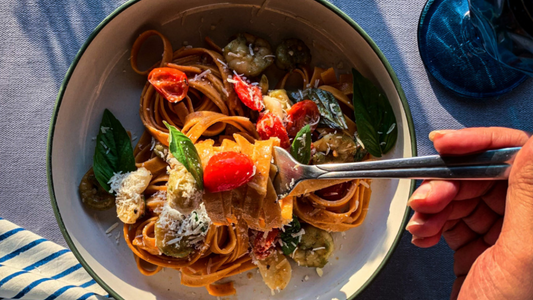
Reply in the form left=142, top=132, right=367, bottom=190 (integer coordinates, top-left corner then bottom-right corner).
left=315, top=147, right=521, bottom=172
left=315, top=164, right=512, bottom=180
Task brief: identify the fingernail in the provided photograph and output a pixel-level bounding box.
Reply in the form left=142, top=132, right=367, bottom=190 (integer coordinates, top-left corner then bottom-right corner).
left=429, top=130, right=455, bottom=141
left=406, top=218, right=424, bottom=231
left=411, top=235, right=424, bottom=243
left=408, top=182, right=432, bottom=206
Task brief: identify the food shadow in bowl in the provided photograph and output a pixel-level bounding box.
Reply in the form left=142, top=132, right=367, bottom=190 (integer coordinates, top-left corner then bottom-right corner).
left=47, top=0, right=416, bottom=299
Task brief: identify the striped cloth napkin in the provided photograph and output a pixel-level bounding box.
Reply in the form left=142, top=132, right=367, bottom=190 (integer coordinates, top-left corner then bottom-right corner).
left=0, top=217, right=110, bottom=300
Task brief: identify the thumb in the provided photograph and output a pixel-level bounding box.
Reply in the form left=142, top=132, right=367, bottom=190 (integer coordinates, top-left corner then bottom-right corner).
left=498, top=136, right=533, bottom=262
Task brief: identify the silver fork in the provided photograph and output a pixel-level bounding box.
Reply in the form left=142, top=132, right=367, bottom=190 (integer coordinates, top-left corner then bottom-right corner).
left=272, top=146, right=521, bottom=198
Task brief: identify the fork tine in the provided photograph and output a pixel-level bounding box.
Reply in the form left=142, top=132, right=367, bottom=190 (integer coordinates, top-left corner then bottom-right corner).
left=272, top=147, right=302, bottom=198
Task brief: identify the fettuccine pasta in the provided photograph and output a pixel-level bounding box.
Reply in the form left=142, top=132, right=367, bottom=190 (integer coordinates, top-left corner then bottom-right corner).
left=78, top=30, right=384, bottom=297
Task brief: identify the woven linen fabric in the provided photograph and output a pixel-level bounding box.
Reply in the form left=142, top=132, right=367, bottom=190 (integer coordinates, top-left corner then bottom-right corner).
left=0, top=218, right=109, bottom=300
left=0, top=0, right=532, bottom=299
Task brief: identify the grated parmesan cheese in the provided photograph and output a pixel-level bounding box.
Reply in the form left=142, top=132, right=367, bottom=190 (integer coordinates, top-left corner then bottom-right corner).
left=216, top=58, right=228, bottom=68
left=192, top=69, right=211, bottom=82
left=105, top=222, right=119, bottom=234
left=150, top=137, right=156, bottom=151
left=248, top=44, right=254, bottom=56
left=309, top=208, right=321, bottom=217
left=221, top=87, right=229, bottom=97
left=387, top=123, right=396, bottom=134
left=291, top=228, right=305, bottom=238
left=354, top=132, right=365, bottom=149
left=109, top=167, right=152, bottom=224
left=156, top=203, right=211, bottom=250
left=316, top=268, right=323, bottom=277
left=360, top=180, right=370, bottom=189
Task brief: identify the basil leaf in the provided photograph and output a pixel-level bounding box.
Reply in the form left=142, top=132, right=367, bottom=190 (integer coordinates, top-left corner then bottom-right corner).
left=290, top=125, right=312, bottom=164
left=280, top=215, right=302, bottom=255
left=93, top=109, right=136, bottom=192
left=163, top=121, right=204, bottom=190
left=289, top=89, right=348, bottom=130
left=352, top=68, right=397, bottom=157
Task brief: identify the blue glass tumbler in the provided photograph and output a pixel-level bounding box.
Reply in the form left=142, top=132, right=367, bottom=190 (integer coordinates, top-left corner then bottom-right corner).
left=418, top=0, right=533, bottom=98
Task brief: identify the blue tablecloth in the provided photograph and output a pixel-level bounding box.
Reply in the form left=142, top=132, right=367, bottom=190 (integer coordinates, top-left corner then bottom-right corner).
left=1, top=0, right=531, bottom=299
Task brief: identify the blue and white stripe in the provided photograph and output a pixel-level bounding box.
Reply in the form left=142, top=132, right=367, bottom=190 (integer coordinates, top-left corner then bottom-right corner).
left=0, top=217, right=110, bottom=300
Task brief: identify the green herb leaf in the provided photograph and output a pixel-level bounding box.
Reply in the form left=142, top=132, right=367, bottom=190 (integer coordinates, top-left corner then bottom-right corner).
left=352, top=68, right=397, bottom=157
left=289, top=89, right=348, bottom=130
left=280, top=215, right=302, bottom=255
left=164, top=121, right=204, bottom=190
left=93, top=109, right=136, bottom=192
left=290, top=125, right=312, bottom=164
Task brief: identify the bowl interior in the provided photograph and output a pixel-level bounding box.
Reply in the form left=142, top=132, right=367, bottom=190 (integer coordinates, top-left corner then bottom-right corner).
left=49, top=0, right=414, bottom=299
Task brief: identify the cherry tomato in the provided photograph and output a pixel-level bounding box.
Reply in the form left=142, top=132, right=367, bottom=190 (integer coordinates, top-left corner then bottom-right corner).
left=148, top=67, right=189, bottom=103
left=204, top=151, right=255, bottom=193
left=232, top=74, right=264, bottom=111
left=314, top=182, right=351, bottom=201
left=256, top=113, right=290, bottom=148
left=285, top=100, right=320, bottom=137
left=252, top=229, right=279, bottom=260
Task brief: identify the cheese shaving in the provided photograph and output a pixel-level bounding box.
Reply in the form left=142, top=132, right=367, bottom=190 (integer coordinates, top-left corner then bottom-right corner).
left=192, top=69, right=211, bottom=81
left=291, top=228, right=305, bottom=238
left=216, top=58, right=228, bottom=68
left=360, top=180, right=370, bottom=189
left=100, top=126, right=110, bottom=134
left=316, top=268, right=323, bottom=277
left=157, top=203, right=211, bottom=249
left=386, top=123, right=396, bottom=134
left=105, top=222, right=119, bottom=234
left=248, top=44, right=254, bottom=56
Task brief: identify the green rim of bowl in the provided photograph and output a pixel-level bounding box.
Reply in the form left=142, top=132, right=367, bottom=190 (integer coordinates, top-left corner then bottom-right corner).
left=46, top=1, right=417, bottom=299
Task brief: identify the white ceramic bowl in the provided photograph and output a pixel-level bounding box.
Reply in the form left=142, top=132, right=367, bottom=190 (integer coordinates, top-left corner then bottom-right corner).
left=47, top=0, right=416, bottom=299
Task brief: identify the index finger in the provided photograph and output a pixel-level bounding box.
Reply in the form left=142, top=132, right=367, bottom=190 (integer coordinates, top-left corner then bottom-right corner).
left=430, top=127, right=530, bottom=155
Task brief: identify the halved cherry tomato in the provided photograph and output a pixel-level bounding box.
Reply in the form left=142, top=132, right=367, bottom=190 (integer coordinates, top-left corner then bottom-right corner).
left=314, top=182, right=351, bottom=201
left=285, top=100, right=320, bottom=137
left=256, top=113, right=290, bottom=148
left=252, top=229, right=279, bottom=260
left=232, top=74, right=264, bottom=111
left=148, top=67, right=189, bottom=103
left=204, top=151, right=255, bottom=193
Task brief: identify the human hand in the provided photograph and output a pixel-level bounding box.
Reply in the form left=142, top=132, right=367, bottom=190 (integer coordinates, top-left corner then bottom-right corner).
left=406, top=127, right=533, bottom=300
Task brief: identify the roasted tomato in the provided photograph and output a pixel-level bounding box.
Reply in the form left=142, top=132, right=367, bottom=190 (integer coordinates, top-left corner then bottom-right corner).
left=256, top=113, right=290, bottom=148
left=285, top=100, right=320, bottom=137
left=231, top=74, right=264, bottom=111
left=148, top=67, right=189, bottom=103
left=204, top=151, right=255, bottom=193
left=252, top=229, right=279, bottom=260
left=314, top=182, right=351, bottom=201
